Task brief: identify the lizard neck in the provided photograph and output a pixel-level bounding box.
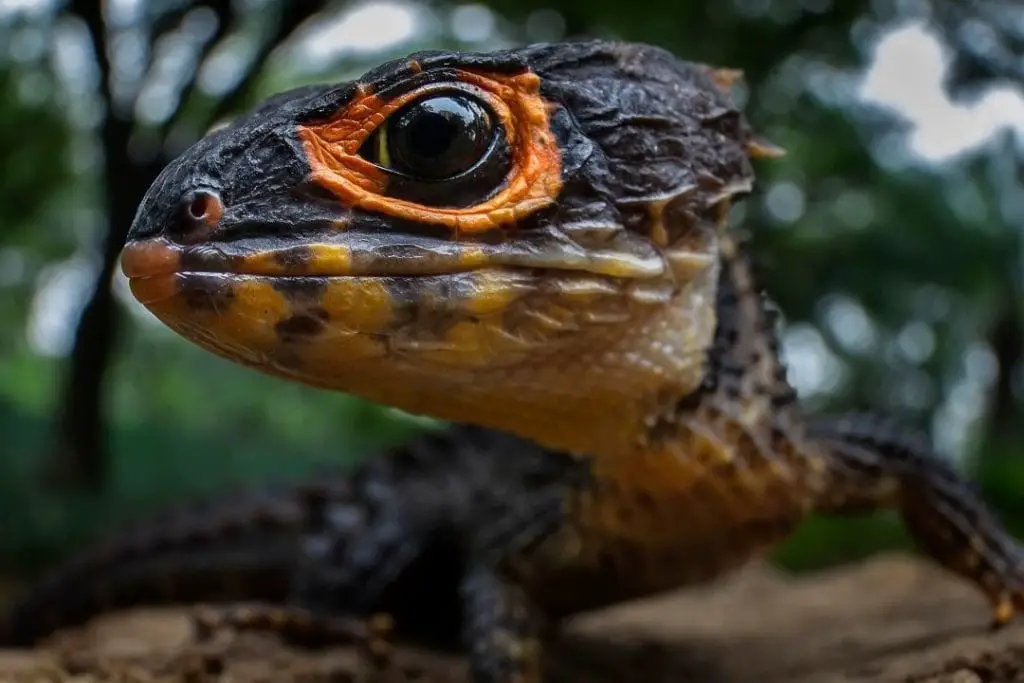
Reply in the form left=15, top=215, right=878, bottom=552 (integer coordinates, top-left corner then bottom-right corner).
left=665, top=233, right=799, bottom=435
left=182, top=209, right=771, bottom=461
left=419, top=235, right=796, bottom=462
left=297, top=232, right=781, bottom=462
left=518, top=231, right=798, bottom=460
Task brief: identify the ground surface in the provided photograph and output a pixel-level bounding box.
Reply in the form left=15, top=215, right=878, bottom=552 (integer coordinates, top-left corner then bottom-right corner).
left=3, top=554, right=1024, bottom=682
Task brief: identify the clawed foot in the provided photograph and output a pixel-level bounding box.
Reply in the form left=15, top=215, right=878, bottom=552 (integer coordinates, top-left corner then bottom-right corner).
left=189, top=602, right=394, bottom=668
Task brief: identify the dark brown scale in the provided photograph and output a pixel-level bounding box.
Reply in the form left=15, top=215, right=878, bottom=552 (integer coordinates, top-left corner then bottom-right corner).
left=271, top=276, right=328, bottom=304
left=276, top=309, right=329, bottom=340
left=271, top=244, right=317, bottom=271
left=179, top=273, right=237, bottom=312
left=269, top=347, right=306, bottom=371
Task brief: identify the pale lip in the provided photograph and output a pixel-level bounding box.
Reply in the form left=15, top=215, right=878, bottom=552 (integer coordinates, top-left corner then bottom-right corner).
left=120, top=237, right=184, bottom=279
left=120, top=232, right=666, bottom=282
left=120, top=238, right=187, bottom=306
left=117, top=222, right=675, bottom=309
left=126, top=271, right=182, bottom=306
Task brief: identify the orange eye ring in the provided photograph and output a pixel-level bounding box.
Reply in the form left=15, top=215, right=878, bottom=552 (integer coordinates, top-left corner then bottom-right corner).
left=298, top=68, right=563, bottom=234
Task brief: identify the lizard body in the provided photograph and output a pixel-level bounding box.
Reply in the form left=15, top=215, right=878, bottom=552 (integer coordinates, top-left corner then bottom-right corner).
left=5, top=40, right=1024, bottom=683
left=0, top=426, right=559, bottom=649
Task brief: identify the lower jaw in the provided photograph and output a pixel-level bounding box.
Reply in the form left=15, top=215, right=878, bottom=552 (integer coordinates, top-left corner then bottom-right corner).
left=123, top=266, right=547, bottom=367
left=126, top=265, right=543, bottom=313
left=122, top=268, right=554, bottom=411
left=128, top=273, right=186, bottom=306
left=122, top=269, right=712, bottom=462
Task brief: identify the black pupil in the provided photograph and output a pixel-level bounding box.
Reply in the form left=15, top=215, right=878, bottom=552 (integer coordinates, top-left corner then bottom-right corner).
left=387, top=94, right=492, bottom=180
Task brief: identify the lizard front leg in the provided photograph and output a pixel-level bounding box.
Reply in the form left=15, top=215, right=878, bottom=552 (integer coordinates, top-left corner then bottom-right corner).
left=296, top=487, right=562, bottom=683
left=810, top=411, right=1024, bottom=627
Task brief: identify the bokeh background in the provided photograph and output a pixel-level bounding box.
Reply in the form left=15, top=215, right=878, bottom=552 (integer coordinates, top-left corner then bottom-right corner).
left=0, top=0, right=1020, bottom=583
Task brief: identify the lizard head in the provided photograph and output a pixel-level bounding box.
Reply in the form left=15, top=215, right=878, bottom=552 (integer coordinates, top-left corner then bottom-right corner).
left=122, top=40, right=774, bottom=458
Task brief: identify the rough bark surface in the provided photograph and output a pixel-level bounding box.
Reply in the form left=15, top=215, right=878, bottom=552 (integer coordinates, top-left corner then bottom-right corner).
left=3, top=554, right=1024, bottom=682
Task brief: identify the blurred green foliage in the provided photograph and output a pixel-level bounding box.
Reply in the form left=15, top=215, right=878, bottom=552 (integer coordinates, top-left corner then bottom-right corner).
left=0, top=0, right=1020, bottom=578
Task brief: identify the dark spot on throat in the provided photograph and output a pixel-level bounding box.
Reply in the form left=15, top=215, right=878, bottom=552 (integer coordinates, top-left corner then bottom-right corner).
left=634, top=490, right=657, bottom=510
left=181, top=274, right=237, bottom=312
left=269, top=346, right=306, bottom=370
left=276, top=310, right=329, bottom=340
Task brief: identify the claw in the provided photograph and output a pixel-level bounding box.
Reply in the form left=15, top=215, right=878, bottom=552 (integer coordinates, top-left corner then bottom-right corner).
left=988, top=594, right=1015, bottom=630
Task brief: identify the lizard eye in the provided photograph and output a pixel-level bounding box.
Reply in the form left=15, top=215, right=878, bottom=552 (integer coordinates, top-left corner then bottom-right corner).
left=359, top=93, right=496, bottom=181
left=298, top=69, right=560, bottom=229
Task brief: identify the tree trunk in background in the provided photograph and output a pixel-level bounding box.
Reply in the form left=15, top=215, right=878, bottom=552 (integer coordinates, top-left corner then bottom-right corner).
left=984, top=305, right=1024, bottom=455
left=46, top=0, right=327, bottom=490
left=45, top=117, right=165, bottom=489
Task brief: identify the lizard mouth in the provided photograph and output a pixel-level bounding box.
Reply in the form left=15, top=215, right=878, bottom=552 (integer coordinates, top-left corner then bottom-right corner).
left=118, top=232, right=677, bottom=381
left=121, top=231, right=665, bottom=290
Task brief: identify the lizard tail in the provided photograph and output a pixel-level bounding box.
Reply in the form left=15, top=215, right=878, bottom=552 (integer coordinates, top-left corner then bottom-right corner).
left=0, top=482, right=324, bottom=647
left=0, top=426, right=515, bottom=649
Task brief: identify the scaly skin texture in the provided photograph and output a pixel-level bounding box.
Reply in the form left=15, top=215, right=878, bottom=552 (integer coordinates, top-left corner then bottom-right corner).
left=7, top=40, right=1023, bottom=683
left=0, top=427, right=574, bottom=649
left=119, top=41, right=756, bottom=461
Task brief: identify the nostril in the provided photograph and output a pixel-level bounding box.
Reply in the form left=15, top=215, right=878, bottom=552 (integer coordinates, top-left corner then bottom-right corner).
left=176, top=189, right=224, bottom=243
left=185, top=189, right=223, bottom=224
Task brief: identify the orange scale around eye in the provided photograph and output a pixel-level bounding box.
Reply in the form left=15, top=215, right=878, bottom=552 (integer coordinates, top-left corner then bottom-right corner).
left=297, top=68, right=562, bottom=234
